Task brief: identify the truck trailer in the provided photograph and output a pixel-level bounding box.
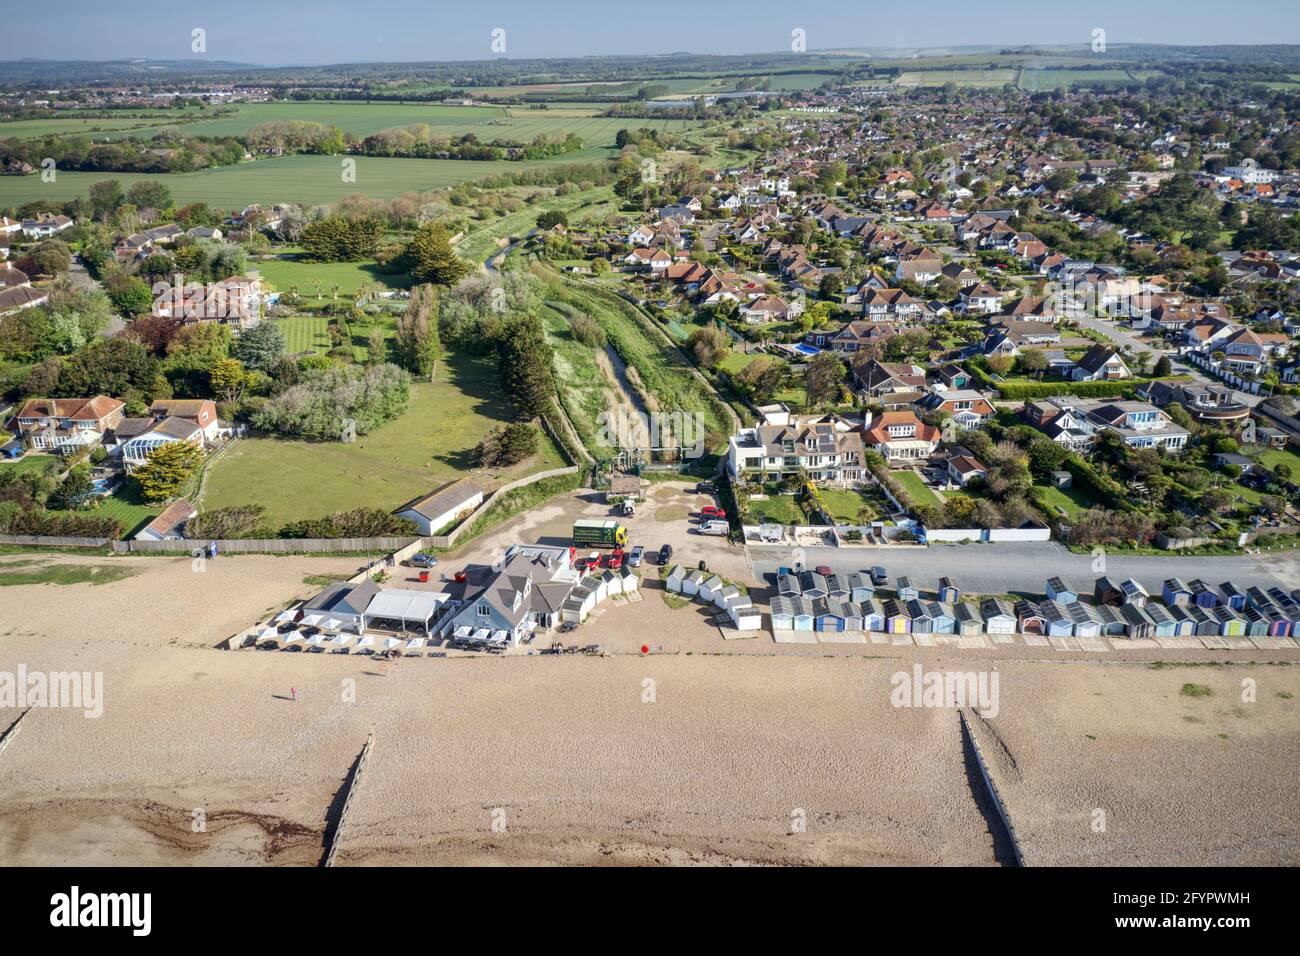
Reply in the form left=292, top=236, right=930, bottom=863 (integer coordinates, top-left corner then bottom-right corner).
left=573, top=519, right=629, bottom=549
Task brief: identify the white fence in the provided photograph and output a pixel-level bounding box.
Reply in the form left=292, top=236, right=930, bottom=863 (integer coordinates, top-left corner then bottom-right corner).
left=925, top=526, right=1052, bottom=543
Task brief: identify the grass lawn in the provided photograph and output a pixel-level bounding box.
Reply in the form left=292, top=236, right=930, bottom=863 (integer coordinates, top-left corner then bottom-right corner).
left=257, top=254, right=413, bottom=299
left=1034, top=481, right=1097, bottom=520
left=201, top=350, right=565, bottom=527
left=745, top=493, right=802, bottom=524
left=818, top=488, right=881, bottom=524
left=893, top=469, right=942, bottom=508
left=0, top=455, right=60, bottom=479
left=77, top=484, right=161, bottom=538
left=1258, top=447, right=1300, bottom=476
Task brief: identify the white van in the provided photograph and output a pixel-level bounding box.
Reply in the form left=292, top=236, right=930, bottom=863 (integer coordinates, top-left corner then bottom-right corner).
left=699, top=520, right=729, bottom=536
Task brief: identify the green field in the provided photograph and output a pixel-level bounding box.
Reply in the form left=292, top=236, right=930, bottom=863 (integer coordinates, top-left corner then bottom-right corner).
left=1034, top=481, right=1097, bottom=520
left=0, top=154, right=529, bottom=208
left=201, top=350, right=565, bottom=526
left=893, top=469, right=942, bottom=507
left=1018, top=68, right=1142, bottom=90
left=0, top=114, right=202, bottom=141
left=818, top=488, right=881, bottom=524
left=1258, top=446, right=1300, bottom=476
left=0, top=455, right=59, bottom=479
left=458, top=185, right=616, bottom=265
left=258, top=253, right=413, bottom=299
left=894, top=69, right=1019, bottom=87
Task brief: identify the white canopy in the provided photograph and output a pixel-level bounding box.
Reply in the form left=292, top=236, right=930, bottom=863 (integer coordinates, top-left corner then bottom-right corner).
left=366, top=588, right=449, bottom=623
left=306, top=634, right=324, bottom=646
left=471, top=628, right=491, bottom=642
left=300, top=613, right=324, bottom=627
left=330, top=633, right=352, bottom=646
left=405, top=637, right=426, bottom=650
left=275, top=609, right=298, bottom=623
left=282, top=631, right=302, bottom=644
left=322, top=617, right=344, bottom=631
left=382, top=637, right=403, bottom=650
left=257, top=626, right=280, bottom=640
left=354, top=635, right=374, bottom=648
left=454, top=625, right=473, bottom=638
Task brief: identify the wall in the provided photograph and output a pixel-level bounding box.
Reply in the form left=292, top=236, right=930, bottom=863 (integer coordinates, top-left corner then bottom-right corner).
left=425, top=465, right=581, bottom=549
left=113, top=536, right=419, bottom=554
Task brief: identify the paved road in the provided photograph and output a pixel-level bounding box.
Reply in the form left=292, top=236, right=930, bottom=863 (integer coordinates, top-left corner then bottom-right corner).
left=747, top=540, right=1300, bottom=597
left=1072, top=313, right=1261, bottom=408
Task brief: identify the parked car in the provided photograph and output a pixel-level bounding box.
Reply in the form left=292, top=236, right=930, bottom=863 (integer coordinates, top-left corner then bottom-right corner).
left=869, top=566, right=888, bottom=586
left=408, top=553, right=438, bottom=568
left=700, top=505, right=726, bottom=519
left=814, top=565, right=833, bottom=576
left=696, top=481, right=716, bottom=494
left=658, top=544, right=673, bottom=565
left=605, top=550, right=624, bottom=570
left=628, top=545, right=644, bottom=567
left=699, top=519, right=729, bottom=536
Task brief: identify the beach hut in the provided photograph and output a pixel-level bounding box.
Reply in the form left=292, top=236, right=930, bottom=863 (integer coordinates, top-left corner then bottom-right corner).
left=1188, top=579, right=1218, bottom=609
left=1120, top=578, right=1149, bottom=607
left=824, top=574, right=850, bottom=600
left=1045, top=577, right=1078, bottom=605
left=937, top=577, right=960, bottom=604
left=954, top=602, right=983, bottom=636
left=1094, top=602, right=1127, bottom=637
left=604, top=569, right=625, bottom=597
left=1143, top=601, right=1177, bottom=639
left=930, top=602, right=957, bottom=635
left=583, top=572, right=609, bottom=604
left=560, top=585, right=597, bottom=625
left=838, top=598, right=865, bottom=633
left=776, top=572, right=801, bottom=596
left=844, top=572, right=875, bottom=603
left=715, top=584, right=741, bottom=609
left=730, top=602, right=763, bottom=632
left=907, top=599, right=934, bottom=633
left=1218, top=582, right=1246, bottom=611
left=1094, top=576, right=1124, bottom=606
left=895, top=576, right=920, bottom=602
left=1066, top=601, right=1101, bottom=638
left=1242, top=604, right=1272, bottom=638
left=1268, top=587, right=1300, bottom=617
left=1185, top=604, right=1221, bottom=637
left=1212, top=605, right=1247, bottom=637
left=620, top=567, right=640, bottom=593
left=1165, top=603, right=1196, bottom=637
left=1119, top=603, right=1155, bottom=639
left=665, top=566, right=686, bottom=594
left=791, top=596, right=816, bottom=632
left=1161, top=577, right=1192, bottom=607
left=1015, top=599, right=1047, bottom=635
left=980, top=597, right=1017, bottom=636
left=699, top=575, right=725, bottom=605
left=1040, top=600, right=1074, bottom=637
left=1245, top=585, right=1273, bottom=611
left=884, top=599, right=912, bottom=634
left=860, top=599, right=885, bottom=633
left=798, top=571, right=828, bottom=601
left=682, top=569, right=705, bottom=598
left=816, top=599, right=846, bottom=633
left=770, top=595, right=795, bottom=631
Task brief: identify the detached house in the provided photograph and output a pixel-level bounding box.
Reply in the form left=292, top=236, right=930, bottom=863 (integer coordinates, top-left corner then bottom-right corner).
left=862, top=411, right=941, bottom=462
left=727, top=414, right=867, bottom=486
left=1070, top=345, right=1131, bottom=382
left=914, top=389, right=996, bottom=428
left=11, top=396, right=125, bottom=454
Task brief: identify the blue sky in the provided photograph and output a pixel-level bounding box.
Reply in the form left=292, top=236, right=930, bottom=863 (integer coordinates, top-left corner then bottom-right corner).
left=3, top=0, right=1297, bottom=64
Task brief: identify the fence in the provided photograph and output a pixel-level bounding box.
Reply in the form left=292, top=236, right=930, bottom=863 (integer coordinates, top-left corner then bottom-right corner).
left=0, top=534, right=112, bottom=549
left=113, top=536, right=419, bottom=554
left=923, top=526, right=1052, bottom=544
left=958, top=710, right=1026, bottom=867
left=1178, top=347, right=1273, bottom=396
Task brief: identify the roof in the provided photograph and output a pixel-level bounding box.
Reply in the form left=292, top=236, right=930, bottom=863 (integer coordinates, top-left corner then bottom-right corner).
left=138, top=498, right=196, bottom=538
left=365, top=588, right=450, bottom=622
left=396, top=477, right=484, bottom=520
left=15, top=395, right=123, bottom=421
left=303, top=579, right=381, bottom=617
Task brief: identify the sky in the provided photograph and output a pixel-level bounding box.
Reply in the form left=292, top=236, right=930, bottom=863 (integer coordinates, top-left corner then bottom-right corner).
left=3, top=0, right=1299, bottom=65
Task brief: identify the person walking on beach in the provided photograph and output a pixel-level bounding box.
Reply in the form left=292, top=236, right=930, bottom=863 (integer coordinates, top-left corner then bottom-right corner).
left=290, top=686, right=297, bottom=702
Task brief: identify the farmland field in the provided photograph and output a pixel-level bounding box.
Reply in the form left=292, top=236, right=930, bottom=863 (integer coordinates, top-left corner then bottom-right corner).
left=894, top=69, right=1018, bottom=87
left=1018, top=68, right=1140, bottom=90
left=457, top=184, right=616, bottom=265
left=0, top=114, right=202, bottom=140
left=0, top=154, right=522, bottom=207
left=201, top=351, right=565, bottom=527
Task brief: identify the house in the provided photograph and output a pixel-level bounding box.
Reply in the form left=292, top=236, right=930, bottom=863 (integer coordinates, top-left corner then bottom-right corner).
left=861, top=287, right=922, bottom=321
left=11, top=396, right=124, bottom=454
left=119, top=416, right=204, bottom=471
left=914, top=389, right=995, bottom=428
left=1139, top=380, right=1250, bottom=424
left=134, top=498, right=198, bottom=541
left=152, top=276, right=262, bottom=328
left=853, top=360, right=926, bottom=398
left=1071, top=345, right=1130, bottom=382
left=824, top=320, right=897, bottom=353
left=148, top=399, right=221, bottom=442
left=727, top=414, right=866, bottom=485
left=0, top=284, right=49, bottom=315
left=960, top=282, right=1003, bottom=316
left=395, top=478, right=485, bottom=535
left=1022, top=397, right=1189, bottom=452
left=944, top=451, right=988, bottom=488
left=862, top=411, right=941, bottom=462
left=740, top=295, right=801, bottom=324
left=450, top=544, right=582, bottom=642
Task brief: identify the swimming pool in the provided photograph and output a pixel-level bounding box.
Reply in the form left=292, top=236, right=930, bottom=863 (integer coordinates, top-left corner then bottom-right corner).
left=793, top=343, right=821, bottom=356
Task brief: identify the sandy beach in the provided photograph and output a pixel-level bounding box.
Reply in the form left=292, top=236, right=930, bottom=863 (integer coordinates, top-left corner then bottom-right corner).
left=0, top=551, right=1297, bottom=866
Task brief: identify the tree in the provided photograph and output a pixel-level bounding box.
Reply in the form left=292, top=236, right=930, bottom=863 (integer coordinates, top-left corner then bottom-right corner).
left=1017, top=348, right=1048, bottom=378
left=29, top=239, right=72, bottom=276
left=494, top=314, right=555, bottom=418
left=48, top=464, right=95, bottom=511
left=88, top=179, right=125, bottom=220
left=232, top=320, right=287, bottom=371
left=394, top=284, right=440, bottom=377
left=473, top=422, right=539, bottom=467
left=536, top=210, right=568, bottom=230
left=58, top=339, right=161, bottom=399
left=406, top=222, right=468, bottom=286
left=103, top=273, right=154, bottom=316
left=687, top=325, right=729, bottom=367
left=805, top=351, right=847, bottom=407
left=209, top=358, right=253, bottom=405
left=126, top=181, right=173, bottom=212
left=1153, top=355, right=1173, bottom=377
left=366, top=325, right=386, bottom=365
left=132, top=440, right=203, bottom=503
left=299, top=215, right=382, bottom=262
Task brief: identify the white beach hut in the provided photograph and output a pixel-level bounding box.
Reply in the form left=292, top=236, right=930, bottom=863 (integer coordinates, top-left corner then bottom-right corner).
left=714, top=584, right=741, bottom=608
left=770, top=595, right=795, bottom=631
left=699, top=575, right=725, bottom=604
left=682, top=569, right=705, bottom=598
left=665, top=565, right=685, bottom=593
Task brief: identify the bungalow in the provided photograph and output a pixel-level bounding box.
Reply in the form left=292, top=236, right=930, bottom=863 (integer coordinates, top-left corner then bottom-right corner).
left=1071, top=345, right=1131, bottom=382
left=395, top=478, right=485, bottom=536
left=853, top=360, right=927, bottom=397
left=135, top=498, right=197, bottom=541
left=740, top=295, right=801, bottom=324
left=945, top=452, right=988, bottom=488
left=120, top=416, right=204, bottom=471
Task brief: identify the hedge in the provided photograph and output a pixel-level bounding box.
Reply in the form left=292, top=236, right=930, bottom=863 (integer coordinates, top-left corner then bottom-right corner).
left=1063, top=455, right=1136, bottom=513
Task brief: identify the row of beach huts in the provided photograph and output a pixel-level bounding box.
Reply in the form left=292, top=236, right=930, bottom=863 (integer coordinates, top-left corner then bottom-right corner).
left=664, top=566, right=764, bottom=631
left=756, top=568, right=1300, bottom=639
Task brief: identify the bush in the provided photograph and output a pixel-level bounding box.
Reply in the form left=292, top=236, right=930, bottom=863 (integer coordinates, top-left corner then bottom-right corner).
left=252, top=362, right=410, bottom=440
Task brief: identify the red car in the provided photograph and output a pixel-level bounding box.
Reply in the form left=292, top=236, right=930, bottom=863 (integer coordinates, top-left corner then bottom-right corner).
left=815, top=565, right=833, bottom=576
left=700, top=505, right=726, bottom=519
left=605, top=552, right=624, bottom=570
